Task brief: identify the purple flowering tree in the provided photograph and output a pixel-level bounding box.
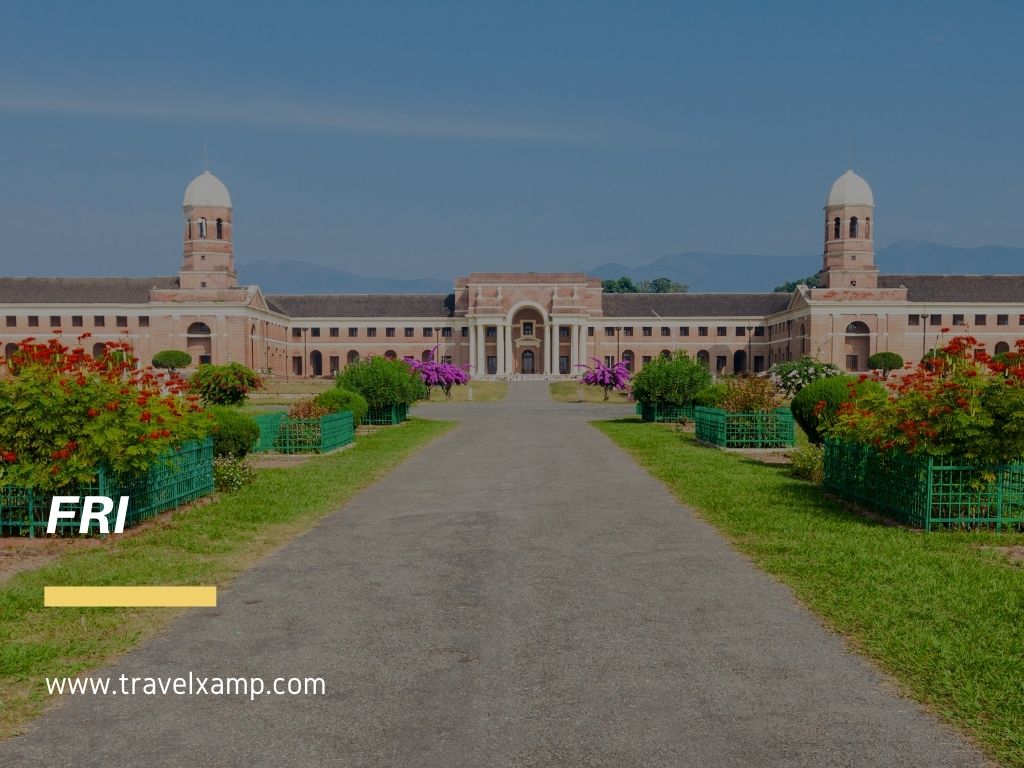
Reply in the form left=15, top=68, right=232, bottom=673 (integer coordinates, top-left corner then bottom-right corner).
left=580, top=357, right=631, bottom=401
left=406, top=346, right=472, bottom=400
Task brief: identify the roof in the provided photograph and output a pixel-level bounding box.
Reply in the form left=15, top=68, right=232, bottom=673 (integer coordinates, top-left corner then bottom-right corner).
left=878, top=275, right=1024, bottom=303
left=0, top=276, right=179, bottom=304
left=601, top=292, right=791, bottom=318
left=827, top=169, right=874, bottom=207
left=266, top=293, right=456, bottom=318
left=183, top=171, right=232, bottom=208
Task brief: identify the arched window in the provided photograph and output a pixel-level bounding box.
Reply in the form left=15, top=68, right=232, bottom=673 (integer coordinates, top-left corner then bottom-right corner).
left=215, top=218, right=223, bottom=240
left=422, top=350, right=432, bottom=362
left=696, top=349, right=710, bottom=367
left=660, top=349, right=672, bottom=359
left=833, top=217, right=841, bottom=239
left=347, top=350, right=360, bottom=365
left=4, top=342, right=18, bottom=359
left=187, top=322, right=212, bottom=336
left=995, top=341, right=1010, bottom=355
left=309, top=350, right=323, bottom=377
left=383, top=350, right=397, bottom=360
left=198, top=218, right=207, bottom=239
left=92, top=342, right=106, bottom=358
left=865, top=217, right=871, bottom=239
left=621, top=350, right=634, bottom=371
left=845, top=321, right=870, bottom=334
left=849, top=217, right=858, bottom=238
left=187, top=219, right=193, bottom=240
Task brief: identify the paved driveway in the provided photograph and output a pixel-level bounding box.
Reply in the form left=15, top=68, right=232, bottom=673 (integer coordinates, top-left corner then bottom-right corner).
left=0, top=382, right=986, bottom=767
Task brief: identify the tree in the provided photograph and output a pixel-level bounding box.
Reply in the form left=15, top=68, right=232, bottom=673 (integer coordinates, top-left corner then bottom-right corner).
left=581, top=358, right=631, bottom=401
left=152, top=349, right=192, bottom=370
left=188, top=363, right=262, bottom=406
left=774, top=273, right=822, bottom=293
left=867, top=352, right=904, bottom=378
left=639, top=277, right=689, bottom=293
left=601, top=276, right=640, bottom=293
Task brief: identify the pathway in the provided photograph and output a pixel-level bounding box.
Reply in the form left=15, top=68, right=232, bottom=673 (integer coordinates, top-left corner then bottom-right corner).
left=0, top=382, right=985, bottom=767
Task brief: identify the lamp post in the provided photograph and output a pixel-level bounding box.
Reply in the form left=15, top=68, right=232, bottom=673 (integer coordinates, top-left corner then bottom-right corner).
left=616, top=326, right=621, bottom=361
left=302, top=327, right=308, bottom=378
left=746, top=325, right=754, bottom=373
left=920, top=313, right=929, bottom=359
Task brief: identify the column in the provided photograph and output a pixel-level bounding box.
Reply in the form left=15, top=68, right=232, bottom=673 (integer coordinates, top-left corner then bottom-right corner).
left=503, top=323, right=513, bottom=375
left=478, top=325, right=486, bottom=374
left=577, top=324, right=588, bottom=369
left=496, top=323, right=506, bottom=376
left=570, top=324, right=579, bottom=374
left=544, top=323, right=553, bottom=374
left=468, top=325, right=477, bottom=374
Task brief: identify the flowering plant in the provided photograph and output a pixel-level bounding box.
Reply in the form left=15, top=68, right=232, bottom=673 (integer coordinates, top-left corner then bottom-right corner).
left=0, top=336, right=208, bottom=489
left=829, top=336, right=1024, bottom=465
left=406, top=347, right=471, bottom=400
left=768, top=357, right=841, bottom=396
left=719, top=375, right=783, bottom=413
left=580, top=358, right=631, bottom=401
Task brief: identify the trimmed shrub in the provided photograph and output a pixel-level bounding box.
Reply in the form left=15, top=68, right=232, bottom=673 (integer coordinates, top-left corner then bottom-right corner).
left=720, top=375, right=782, bottom=413
left=694, top=383, right=728, bottom=407
left=189, top=363, right=262, bottom=406
left=152, top=349, right=192, bottom=370
left=315, top=387, right=368, bottom=425
left=867, top=351, right=904, bottom=376
left=630, top=351, right=711, bottom=406
left=791, top=375, right=884, bottom=444
left=336, top=356, right=421, bottom=409
left=205, top=406, right=260, bottom=458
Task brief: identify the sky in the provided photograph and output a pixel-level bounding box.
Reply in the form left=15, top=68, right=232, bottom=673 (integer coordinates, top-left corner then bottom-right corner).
left=0, top=1, right=1022, bottom=281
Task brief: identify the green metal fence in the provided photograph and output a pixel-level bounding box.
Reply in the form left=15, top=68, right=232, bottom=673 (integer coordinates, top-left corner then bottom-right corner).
left=364, top=403, right=408, bottom=425
left=824, top=440, right=1024, bottom=531
left=694, top=406, right=795, bottom=448
left=252, top=411, right=355, bottom=454
left=0, top=438, right=214, bottom=537
left=640, top=402, right=695, bottom=423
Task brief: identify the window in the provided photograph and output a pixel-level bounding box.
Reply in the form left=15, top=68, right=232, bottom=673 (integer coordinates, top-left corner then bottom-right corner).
left=642, top=327, right=652, bottom=337
left=716, top=355, right=727, bottom=371
left=198, top=218, right=207, bottom=239
left=754, top=327, right=765, bottom=337
left=998, top=314, right=1009, bottom=326
left=908, top=315, right=920, bottom=326
left=559, top=326, right=570, bottom=338
left=849, top=216, right=859, bottom=238
left=736, top=327, right=746, bottom=336
left=952, top=314, right=964, bottom=326
left=753, top=355, right=765, bottom=372
left=604, top=355, right=615, bottom=367
left=367, top=328, right=377, bottom=337
left=833, top=217, right=841, bottom=239
left=487, top=356, right=497, bottom=374
left=716, top=327, right=727, bottom=337
left=441, top=355, right=452, bottom=364
left=975, top=314, right=987, bottom=326
left=605, top=328, right=616, bottom=337
left=522, top=322, right=534, bottom=336
left=587, top=326, right=595, bottom=336
left=28, top=316, right=39, bottom=327
left=348, top=328, right=358, bottom=337
left=680, top=326, right=690, bottom=337
left=559, top=355, right=569, bottom=374
left=329, top=356, right=340, bottom=373
left=330, top=327, right=339, bottom=337
left=311, top=327, right=320, bottom=337
left=698, top=326, right=708, bottom=337
left=138, top=316, right=149, bottom=328
left=461, top=327, right=468, bottom=337
left=404, top=327, right=415, bottom=338
left=660, top=327, right=670, bottom=337
left=292, top=328, right=303, bottom=338
left=930, top=314, right=941, bottom=326
left=386, top=327, right=396, bottom=338
left=94, top=316, right=105, bottom=327
left=215, top=218, right=223, bottom=240
left=50, top=315, right=61, bottom=327
left=1019, top=315, right=1024, bottom=326
left=441, top=327, right=453, bottom=338
left=200, top=282, right=206, bottom=288
left=846, top=354, right=859, bottom=371
left=486, top=327, right=497, bottom=338
left=115, top=316, right=127, bottom=328
left=72, top=315, right=83, bottom=327
left=4, top=316, right=14, bottom=327
left=423, top=327, right=433, bottom=337
left=642, top=355, right=652, bottom=364
left=622, top=327, right=633, bottom=337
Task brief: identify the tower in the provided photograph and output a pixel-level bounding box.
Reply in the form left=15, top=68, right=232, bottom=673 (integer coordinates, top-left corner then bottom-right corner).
left=180, top=171, right=237, bottom=290
left=820, top=170, right=876, bottom=289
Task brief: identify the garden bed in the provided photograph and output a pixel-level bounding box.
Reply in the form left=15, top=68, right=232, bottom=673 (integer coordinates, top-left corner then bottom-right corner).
left=694, top=406, right=794, bottom=448
left=824, top=440, right=1024, bottom=531
left=252, top=411, right=355, bottom=454
left=0, top=438, right=214, bottom=537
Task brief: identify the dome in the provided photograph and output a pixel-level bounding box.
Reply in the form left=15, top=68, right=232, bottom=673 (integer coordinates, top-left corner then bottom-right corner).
left=826, top=169, right=873, bottom=207
left=183, top=170, right=232, bottom=209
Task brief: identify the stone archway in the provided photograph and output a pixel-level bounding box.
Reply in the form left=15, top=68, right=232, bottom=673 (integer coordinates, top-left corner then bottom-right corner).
left=510, top=305, right=545, bottom=374
left=844, top=321, right=871, bottom=371
left=733, top=349, right=747, bottom=374
left=309, top=350, right=323, bottom=377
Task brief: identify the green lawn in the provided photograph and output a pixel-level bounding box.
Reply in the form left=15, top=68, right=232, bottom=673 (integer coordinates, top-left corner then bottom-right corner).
left=549, top=381, right=632, bottom=404
left=0, top=418, right=453, bottom=738
left=597, top=420, right=1024, bottom=767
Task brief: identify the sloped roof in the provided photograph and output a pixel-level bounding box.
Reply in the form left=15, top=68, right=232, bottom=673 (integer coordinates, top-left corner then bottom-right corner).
left=601, top=292, right=792, bottom=318
left=267, top=293, right=456, bottom=318
left=878, top=275, right=1024, bottom=302
left=0, top=276, right=179, bottom=304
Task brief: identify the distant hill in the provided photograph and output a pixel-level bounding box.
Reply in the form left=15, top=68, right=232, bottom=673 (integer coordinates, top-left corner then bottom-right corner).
left=235, top=242, right=1024, bottom=295
left=237, top=260, right=452, bottom=294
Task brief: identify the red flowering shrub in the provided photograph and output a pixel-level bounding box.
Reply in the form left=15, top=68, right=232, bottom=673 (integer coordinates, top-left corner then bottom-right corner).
left=0, top=337, right=208, bottom=489
left=188, top=363, right=262, bottom=406
left=829, top=336, right=1024, bottom=464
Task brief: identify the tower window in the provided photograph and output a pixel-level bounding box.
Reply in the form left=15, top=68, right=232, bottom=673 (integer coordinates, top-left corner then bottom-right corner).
left=198, top=218, right=207, bottom=239
left=833, top=217, right=841, bottom=239
left=849, top=217, right=859, bottom=238
left=187, top=219, right=193, bottom=240
left=216, top=218, right=223, bottom=240
left=865, top=217, right=871, bottom=239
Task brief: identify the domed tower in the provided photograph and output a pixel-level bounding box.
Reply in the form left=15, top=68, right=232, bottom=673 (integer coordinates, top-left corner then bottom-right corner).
left=821, top=170, right=876, bottom=289
left=180, top=171, right=237, bottom=290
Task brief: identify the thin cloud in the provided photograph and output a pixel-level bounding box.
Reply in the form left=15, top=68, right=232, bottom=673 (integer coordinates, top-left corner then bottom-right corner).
left=0, top=92, right=628, bottom=146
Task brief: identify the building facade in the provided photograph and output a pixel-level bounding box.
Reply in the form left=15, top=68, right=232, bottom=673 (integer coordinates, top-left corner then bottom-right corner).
left=2, top=169, right=1023, bottom=378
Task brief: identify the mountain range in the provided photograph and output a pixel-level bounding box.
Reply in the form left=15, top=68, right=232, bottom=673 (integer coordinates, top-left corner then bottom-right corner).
left=237, top=241, right=1024, bottom=295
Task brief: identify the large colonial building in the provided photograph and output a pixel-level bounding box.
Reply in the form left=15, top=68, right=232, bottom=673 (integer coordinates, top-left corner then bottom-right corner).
left=2, top=170, right=1022, bottom=378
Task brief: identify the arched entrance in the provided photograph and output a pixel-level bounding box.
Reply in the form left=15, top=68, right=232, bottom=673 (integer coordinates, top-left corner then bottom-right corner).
left=348, top=350, right=361, bottom=366
left=844, top=321, right=871, bottom=371
left=309, top=350, right=323, bottom=377
left=92, top=342, right=106, bottom=358
left=995, top=341, right=1010, bottom=355
left=521, top=350, right=535, bottom=374
left=4, top=342, right=18, bottom=360
left=186, top=321, right=213, bottom=365
left=697, top=349, right=710, bottom=367
left=621, top=350, right=635, bottom=371
left=383, top=350, right=397, bottom=360
left=733, top=349, right=747, bottom=373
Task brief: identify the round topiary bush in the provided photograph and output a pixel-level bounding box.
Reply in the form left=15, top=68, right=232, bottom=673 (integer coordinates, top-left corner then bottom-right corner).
left=315, top=387, right=368, bottom=425
left=152, top=349, right=192, bottom=370
left=791, top=375, right=885, bottom=444
left=336, top=357, right=421, bottom=410
left=205, top=406, right=260, bottom=458
left=630, top=351, right=711, bottom=406
left=867, top=351, right=904, bottom=376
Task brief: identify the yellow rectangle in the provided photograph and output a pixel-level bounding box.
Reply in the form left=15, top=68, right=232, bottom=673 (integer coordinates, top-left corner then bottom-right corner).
left=44, top=586, right=217, bottom=608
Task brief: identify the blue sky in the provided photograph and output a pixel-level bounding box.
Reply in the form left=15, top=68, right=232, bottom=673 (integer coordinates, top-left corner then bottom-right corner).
left=0, top=1, right=1021, bottom=280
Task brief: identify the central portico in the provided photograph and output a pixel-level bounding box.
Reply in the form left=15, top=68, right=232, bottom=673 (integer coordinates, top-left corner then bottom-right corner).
left=454, top=272, right=603, bottom=376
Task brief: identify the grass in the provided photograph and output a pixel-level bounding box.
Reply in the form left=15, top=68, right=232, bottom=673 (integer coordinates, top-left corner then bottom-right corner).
left=549, top=381, right=632, bottom=404
left=424, top=381, right=508, bottom=403
left=596, top=420, right=1024, bottom=768
left=0, top=418, right=453, bottom=738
